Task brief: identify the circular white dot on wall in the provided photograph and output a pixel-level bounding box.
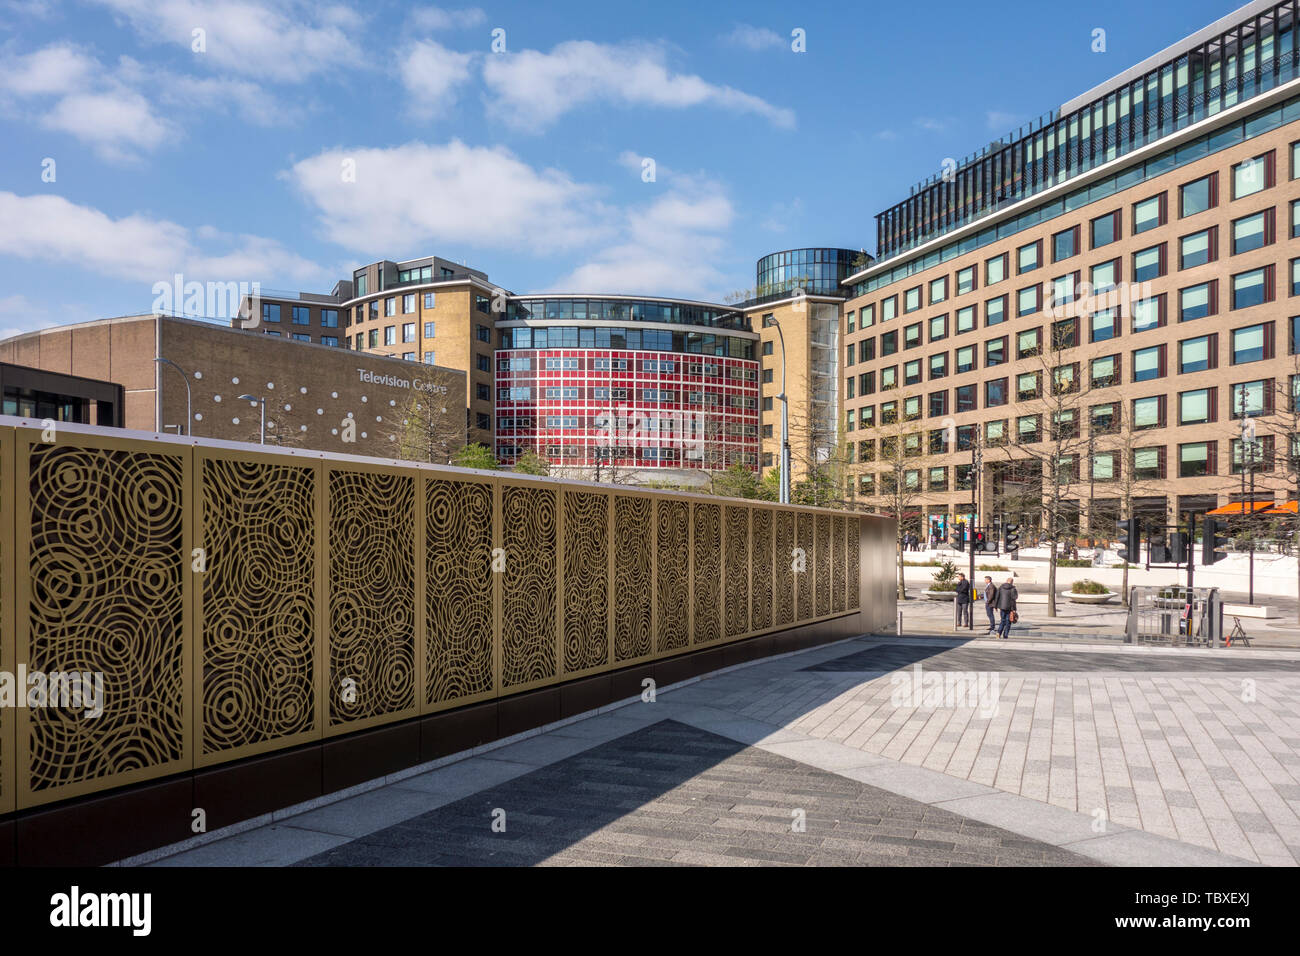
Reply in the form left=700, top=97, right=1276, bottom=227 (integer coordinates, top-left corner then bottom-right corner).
left=331, top=428, right=338, bottom=435
left=361, top=396, right=368, bottom=403
left=331, top=391, right=338, bottom=399
left=231, top=377, right=239, bottom=385
left=284, top=404, right=291, bottom=411
left=376, top=415, right=382, bottom=422
left=300, top=425, right=307, bottom=432
left=194, top=413, right=203, bottom=421
left=194, top=371, right=203, bottom=380
left=346, top=411, right=353, bottom=419
left=403, top=419, right=409, bottom=426
left=213, top=395, right=221, bottom=402
left=361, top=432, right=368, bottom=439
left=232, top=417, right=240, bottom=425
left=316, top=408, right=323, bottom=415
left=299, top=387, right=307, bottom=394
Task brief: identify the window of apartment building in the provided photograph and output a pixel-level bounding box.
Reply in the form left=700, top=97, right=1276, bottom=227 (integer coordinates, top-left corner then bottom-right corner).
left=985, top=253, right=1007, bottom=286
left=321, top=309, right=339, bottom=328
left=905, top=322, right=923, bottom=349
left=881, top=366, right=898, bottom=390
left=928, top=428, right=949, bottom=454
left=985, top=378, right=1008, bottom=407
left=1052, top=273, right=1078, bottom=309
left=1016, top=284, right=1039, bottom=317
left=402, top=294, right=416, bottom=314
left=929, top=390, right=948, bottom=417
left=368, top=329, right=379, bottom=348
left=955, top=344, right=975, bottom=374
left=401, top=351, right=415, bottom=361
left=1133, top=193, right=1166, bottom=234
left=1016, top=371, right=1040, bottom=401
left=476, top=324, right=491, bottom=343
left=846, top=310, right=856, bottom=333
left=1231, top=209, right=1274, bottom=255
left=1133, top=447, right=1165, bottom=480
left=1293, top=140, right=1300, bottom=179
left=1132, top=295, right=1164, bottom=334
left=1179, top=281, right=1216, bottom=321
left=904, top=359, right=922, bottom=386
left=322, top=335, right=339, bottom=347
left=423, top=350, right=435, bottom=364
left=1231, top=152, right=1275, bottom=200
left=762, top=368, right=774, bottom=383
left=1231, top=435, right=1275, bottom=473
left=860, top=339, right=876, bottom=361
left=1017, top=414, right=1041, bottom=444
left=881, top=401, right=897, bottom=424
left=928, top=466, right=949, bottom=492
left=1179, top=227, right=1216, bottom=270
left=904, top=396, right=922, bottom=421
left=1179, top=334, right=1217, bottom=373
left=1291, top=199, right=1300, bottom=239
left=1091, top=209, right=1121, bottom=249
left=1017, top=241, right=1040, bottom=274
left=262, top=303, right=280, bottom=323
left=1293, top=258, right=1300, bottom=296
left=1132, top=244, right=1165, bottom=283
left=1052, top=317, right=1079, bottom=350
left=1053, top=225, right=1079, bottom=262
left=1133, top=395, right=1166, bottom=430
left=1179, top=172, right=1217, bottom=217
left=846, top=342, right=855, bottom=367
left=1090, top=259, right=1118, bottom=294
left=368, top=301, right=378, bottom=320
left=860, top=406, right=875, bottom=428
left=1091, top=403, right=1118, bottom=434
left=859, top=439, right=876, bottom=461
left=929, top=276, right=948, bottom=305
left=402, top=322, right=415, bottom=342
left=1230, top=379, right=1272, bottom=418
left=424, top=292, right=436, bottom=309
left=423, top=321, right=435, bottom=338
left=354, top=305, right=363, bottom=324
left=904, top=286, right=922, bottom=312
left=1179, top=441, right=1216, bottom=478
left=1293, top=316, right=1300, bottom=356
left=1052, top=362, right=1078, bottom=395
left=881, top=330, right=898, bottom=355
left=985, top=419, right=1008, bottom=447
left=354, top=332, right=364, bottom=349
left=475, top=295, right=491, bottom=314
left=956, top=265, right=976, bottom=295
left=1231, top=322, right=1273, bottom=364
left=762, top=396, right=774, bottom=411
left=1017, top=326, right=1042, bottom=359
left=861, top=303, right=876, bottom=328
left=291, top=333, right=310, bottom=343
left=929, top=353, right=947, bottom=379
left=1132, top=344, right=1165, bottom=382
left=291, top=305, right=310, bottom=325
left=1090, top=309, right=1119, bottom=342
left=985, top=336, right=1007, bottom=367
left=385, top=297, right=396, bottom=317
left=383, top=325, right=396, bottom=345
left=763, top=341, right=774, bottom=356
left=985, top=295, right=1006, bottom=327
left=955, top=384, right=977, bottom=413
left=956, top=305, right=976, bottom=334
left=1052, top=409, right=1079, bottom=440
left=929, top=313, right=948, bottom=342
left=1090, top=354, right=1120, bottom=388
left=845, top=409, right=857, bottom=432
left=1178, top=388, right=1215, bottom=426
left=477, top=354, right=491, bottom=372
left=860, top=371, right=875, bottom=394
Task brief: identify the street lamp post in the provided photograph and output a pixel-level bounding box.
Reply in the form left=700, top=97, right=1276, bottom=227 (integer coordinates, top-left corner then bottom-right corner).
left=153, top=357, right=192, bottom=435
left=238, top=394, right=266, bottom=445
left=1241, top=416, right=1258, bottom=604
left=765, top=315, right=791, bottom=505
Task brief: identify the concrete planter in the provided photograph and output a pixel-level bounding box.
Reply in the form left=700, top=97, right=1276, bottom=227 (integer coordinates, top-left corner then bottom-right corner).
left=921, top=589, right=957, bottom=601
left=1065, top=590, right=1117, bottom=604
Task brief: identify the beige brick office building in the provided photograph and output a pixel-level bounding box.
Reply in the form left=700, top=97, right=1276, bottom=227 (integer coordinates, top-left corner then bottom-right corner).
left=841, top=0, right=1300, bottom=540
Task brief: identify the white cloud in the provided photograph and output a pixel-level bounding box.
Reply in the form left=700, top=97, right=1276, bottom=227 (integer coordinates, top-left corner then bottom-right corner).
left=397, top=39, right=475, bottom=116
left=0, top=44, right=97, bottom=96
left=721, top=24, right=784, bottom=51
left=41, top=91, right=173, bottom=161
left=409, top=6, right=486, bottom=30
left=287, top=141, right=612, bottom=255
left=0, top=192, right=325, bottom=287
left=89, top=0, right=360, bottom=82
left=548, top=175, right=738, bottom=300
left=482, top=40, right=795, bottom=131
left=0, top=294, right=96, bottom=341
left=986, top=110, right=1021, bottom=131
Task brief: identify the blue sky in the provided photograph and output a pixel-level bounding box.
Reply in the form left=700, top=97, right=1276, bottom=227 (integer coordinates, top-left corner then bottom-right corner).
left=0, top=0, right=1240, bottom=337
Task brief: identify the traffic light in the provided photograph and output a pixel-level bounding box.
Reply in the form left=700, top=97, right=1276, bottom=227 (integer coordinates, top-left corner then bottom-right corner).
left=950, top=521, right=966, bottom=552
left=1003, top=524, right=1020, bottom=554
left=972, top=529, right=987, bottom=553
left=1169, top=531, right=1188, bottom=564
left=1149, top=536, right=1171, bottom=564
left=1202, top=517, right=1229, bottom=565
left=1115, top=518, right=1139, bottom=563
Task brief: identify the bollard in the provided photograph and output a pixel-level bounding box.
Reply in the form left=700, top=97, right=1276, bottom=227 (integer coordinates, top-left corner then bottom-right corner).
left=897, top=609, right=903, bottom=635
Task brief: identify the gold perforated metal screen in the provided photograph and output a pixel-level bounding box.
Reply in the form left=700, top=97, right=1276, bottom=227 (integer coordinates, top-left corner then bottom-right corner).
left=0, top=421, right=892, bottom=809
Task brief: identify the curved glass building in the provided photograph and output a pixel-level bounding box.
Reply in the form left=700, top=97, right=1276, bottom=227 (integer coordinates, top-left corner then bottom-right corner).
left=755, top=248, right=861, bottom=298
left=495, top=294, right=760, bottom=478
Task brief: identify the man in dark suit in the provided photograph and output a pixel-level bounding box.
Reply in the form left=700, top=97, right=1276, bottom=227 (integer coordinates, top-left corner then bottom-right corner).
left=954, top=573, right=973, bottom=628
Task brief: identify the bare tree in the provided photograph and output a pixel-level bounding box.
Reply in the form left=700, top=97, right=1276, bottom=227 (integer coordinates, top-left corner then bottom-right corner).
left=869, top=413, right=928, bottom=598
left=392, top=391, right=464, bottom=465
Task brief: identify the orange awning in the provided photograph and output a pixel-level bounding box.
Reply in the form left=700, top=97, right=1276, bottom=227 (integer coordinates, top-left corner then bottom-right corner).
left=1260, top=501, right=1298, bottom=515
left=1206, top=501, right=1275, bottom=515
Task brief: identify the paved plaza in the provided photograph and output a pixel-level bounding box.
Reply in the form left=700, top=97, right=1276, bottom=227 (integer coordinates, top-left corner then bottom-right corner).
left=127, top=633, right=1300, bottom=868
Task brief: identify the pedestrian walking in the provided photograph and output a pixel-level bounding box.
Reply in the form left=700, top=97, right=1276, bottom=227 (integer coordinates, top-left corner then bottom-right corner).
left=954, top=572, right=973, bottom=628
left=995, top=576, right=1018, bottom=639
left=981, top=575, right=997, bottom=635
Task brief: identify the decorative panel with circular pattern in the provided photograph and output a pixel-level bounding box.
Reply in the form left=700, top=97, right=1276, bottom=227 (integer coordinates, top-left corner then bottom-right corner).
left=328, top=469, right=416, bottom=725
left=563, top=491, right=609, bottom=673
left=774, top=511, right=795, bottom=627
left=724, top=506, right=749, bottom=639
left=815, top=514, right=832, bottom=617
left=692, top=502, right=721, bottom=644
left=655, top=499, right=689, bottom=652
left=501, top=484, right=557, bottom=687
left=832, top=515, right=846, bottom=614
left=751, top=508, right=773, bottom=631
left=426, top=478, right=494, bottom=705
left=614, top=496, right=653, bottom=662
left=796, top=513, right=814, bottom=621
left=847, top=518, right=861, bottom=610
left=26, top=445, right=187, bottom=794
left=200, top=457, right=316, bottom=756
